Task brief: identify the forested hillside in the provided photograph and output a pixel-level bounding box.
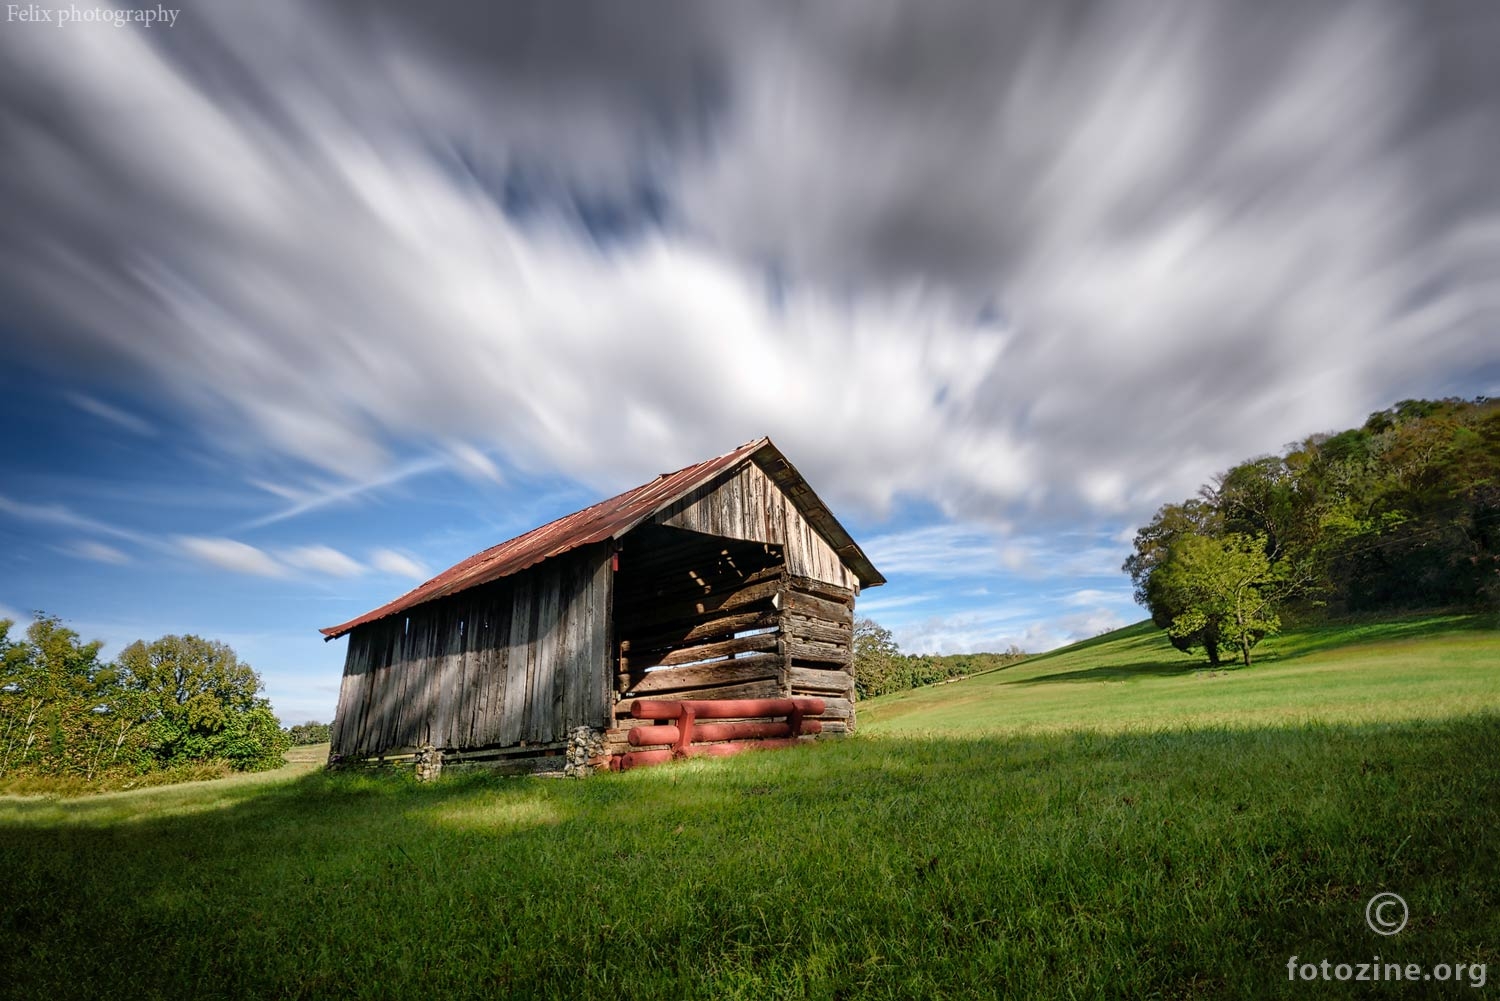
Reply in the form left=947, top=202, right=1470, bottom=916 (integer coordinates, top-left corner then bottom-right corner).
left=1125, top=398, right=1500, bottom=663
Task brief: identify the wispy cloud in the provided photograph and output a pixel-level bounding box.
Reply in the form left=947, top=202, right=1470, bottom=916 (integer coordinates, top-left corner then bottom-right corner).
left=866, top=523, right=1130, bottom=581
left=0, top=494, right=151, bottom=544
left=282, top=545, right=365, bottom=578
left=239, top=456, right=447, bottom=531
left=64, top=540, right=131, bottom=565
left=371, top=549, right=429, bottom=581
left=894, top=605, right=1129, bottom=657
left=863, top=524, right=1007, bottom=580
left=64, top=392, right=155, bottom=436
left=854, top=593, right=937, bottom=616
left=177, top=536, right=287, bottom=578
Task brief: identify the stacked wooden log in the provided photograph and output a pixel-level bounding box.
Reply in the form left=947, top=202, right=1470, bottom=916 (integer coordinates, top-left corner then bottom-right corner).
left=605, top=560, right=858, bottom=760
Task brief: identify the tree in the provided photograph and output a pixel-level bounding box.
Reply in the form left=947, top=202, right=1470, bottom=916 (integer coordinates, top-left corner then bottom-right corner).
left=1124, top=501, right=1227, bottom=663
left=117, top=635, right=290, bottom=771
left=1151, top=533, right=1293, bottom=667
left=285, top=720, right=332, bottom=745
left=852, top=618, right=903, bottom=700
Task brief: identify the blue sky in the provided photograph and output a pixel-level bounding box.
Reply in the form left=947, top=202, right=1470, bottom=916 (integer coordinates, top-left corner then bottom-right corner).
left=1, top=1, right=1497, bottom=725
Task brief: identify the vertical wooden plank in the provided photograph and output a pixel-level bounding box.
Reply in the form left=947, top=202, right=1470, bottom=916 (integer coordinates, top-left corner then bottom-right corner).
left=777, top=589, right=793, bottom=697
left=551, top=559, right=575, bottom=740
left=372, top=619, right=398, bottom=754
left=486, top=585, right=513, bottom=746
left=502, top=575, right=533, bottom=746
left=329, top=630, right=360, bottom=757
left=528, top=564, right=558, bottom=743
left=459, top=596, right=486, bottom=749
left=435, top=600, right=456, bottom=747
left=595, top=547, right=615, bottom=729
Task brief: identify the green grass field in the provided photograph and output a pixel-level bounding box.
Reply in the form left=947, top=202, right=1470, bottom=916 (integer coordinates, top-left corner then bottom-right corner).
left=2, top=615, right=1497, bottom=999
left=864, top=613, right=1500, bottom=735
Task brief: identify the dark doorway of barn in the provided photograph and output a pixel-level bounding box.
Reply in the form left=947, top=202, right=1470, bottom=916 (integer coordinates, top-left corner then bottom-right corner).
left=612, top=524, right=787, bottom=701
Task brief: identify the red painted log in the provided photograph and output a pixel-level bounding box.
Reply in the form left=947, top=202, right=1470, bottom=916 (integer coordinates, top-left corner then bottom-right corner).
left=615, top=738, right=808, bottom=770
left=630, top=697, right=826, bottom=720
left=627, top=719, right=824, bottom=746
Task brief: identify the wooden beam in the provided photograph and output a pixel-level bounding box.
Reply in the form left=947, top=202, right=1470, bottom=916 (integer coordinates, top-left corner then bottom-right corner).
left=778, top=590, right=854, bottom=624
left=621, top=631, right=779, bottom=671
left=619, top=609, right=779, bottom=655
left=788, top=666, right=856, bottom=694
left=617, top=652, right=781, bottom=695
left=786, top=640, right=850, bottom=666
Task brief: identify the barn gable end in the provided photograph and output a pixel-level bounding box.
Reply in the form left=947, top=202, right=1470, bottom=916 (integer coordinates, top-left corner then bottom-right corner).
left=652, top=459, right=860, bottom=592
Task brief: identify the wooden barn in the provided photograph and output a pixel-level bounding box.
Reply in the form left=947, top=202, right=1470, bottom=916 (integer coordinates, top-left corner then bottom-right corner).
left=321, top=438, right=885, bottom=772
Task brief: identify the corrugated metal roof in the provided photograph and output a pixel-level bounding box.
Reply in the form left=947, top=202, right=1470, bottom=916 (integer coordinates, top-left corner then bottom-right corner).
left=321, top=437, right=883, bottom=639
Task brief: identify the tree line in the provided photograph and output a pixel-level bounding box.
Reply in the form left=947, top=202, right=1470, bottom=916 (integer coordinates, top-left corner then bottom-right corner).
left=851, top=618, right=1026, bottom=700
left=1124, top=397, right=1500, bottom=666
left=0, top=613, right=291, bottom=786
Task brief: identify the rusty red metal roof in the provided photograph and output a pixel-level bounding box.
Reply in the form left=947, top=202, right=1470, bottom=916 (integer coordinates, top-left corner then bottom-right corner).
left=320, top=437, right=883, bottom=639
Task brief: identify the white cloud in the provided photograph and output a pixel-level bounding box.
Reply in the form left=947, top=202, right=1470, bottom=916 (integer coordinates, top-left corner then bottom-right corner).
left=0, top=603, right=26, bottom=628
left=64, top=392, right=155, bottom=436
left=238, top=457, right=447, bottom=531
left=0, top=494, right=150, bottom=544
left=865, top=523, right=1131, bottom=582
left=65, top=540, right=130, bottom=565
left=894, top=604, right=1130, bottom=657
left=282, top=545, right=365, bottom=577
left=371, top=548, right=429, bottom=581
left=0, top=1, right=1495, bottom=535
left=446, top=442, right=503, bottom=484
left=853, top=593, right=937, bottom=616
left=177, top=536, right=287, bottom=578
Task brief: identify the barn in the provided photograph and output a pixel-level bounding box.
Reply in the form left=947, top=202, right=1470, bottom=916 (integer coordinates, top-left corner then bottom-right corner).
left=321, top=437, right=885, bottom=773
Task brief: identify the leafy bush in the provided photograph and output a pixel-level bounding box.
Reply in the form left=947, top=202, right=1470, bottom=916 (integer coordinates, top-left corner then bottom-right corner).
left=0, top=616, right=289, bottom=788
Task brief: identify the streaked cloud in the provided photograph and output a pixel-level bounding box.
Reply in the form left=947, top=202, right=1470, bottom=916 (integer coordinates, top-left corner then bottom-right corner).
left=238, top=457, right=447, bottom=531
left=0, top=494, right=150, bottom=544
left=281, top=545, right=365, bottom=578
left=371, top=548, right=429, bottom=581
left=177, top=536, right=287, bottom=578
left=64, top=392, right=155, bottom=436
left=64, top=540, right=131, bottom=565
left=0, top=1, right=1491, bottom=531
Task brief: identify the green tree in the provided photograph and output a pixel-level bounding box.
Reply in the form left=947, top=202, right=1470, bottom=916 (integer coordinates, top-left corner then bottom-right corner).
left=852, top=618, right=903, bottom=700
left=0, top=616, right=43, bottom=777
left=22, top=615, right=117, bottom=776
left=285, top=720, right=332, bottom=745
left=1124, top=501, right=1227, bottom=663
left=117, top=635, right=290, bottom=771
left=1152, top=533, right=1294, bottom=667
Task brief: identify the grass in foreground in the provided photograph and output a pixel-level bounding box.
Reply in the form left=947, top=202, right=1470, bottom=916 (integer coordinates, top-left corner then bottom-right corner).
left=862, top=613, right=1500, bottom=736
left=2, top=618, right=1496, bottom=999
left=2, top=719, right=1497, bottom=999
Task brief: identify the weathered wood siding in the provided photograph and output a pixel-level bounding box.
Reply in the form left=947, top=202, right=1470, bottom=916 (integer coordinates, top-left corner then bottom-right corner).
left=779, top=575, right=856, bottom=734
left=330, top=544, right=612, bottom=760
left=652, top=461, right=860, bottom=592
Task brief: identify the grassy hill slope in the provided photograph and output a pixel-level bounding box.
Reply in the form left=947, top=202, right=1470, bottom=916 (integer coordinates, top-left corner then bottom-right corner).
left=863, top=613, right=1500, bottom=735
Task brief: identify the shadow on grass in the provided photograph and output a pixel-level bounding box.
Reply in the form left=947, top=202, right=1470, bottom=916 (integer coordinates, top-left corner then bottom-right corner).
left=1261, top=612, right=1498, bottom=663
left=3, top=715, right=1499, bottom=1000
left=1002, top=658, right=1204, bottom=686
